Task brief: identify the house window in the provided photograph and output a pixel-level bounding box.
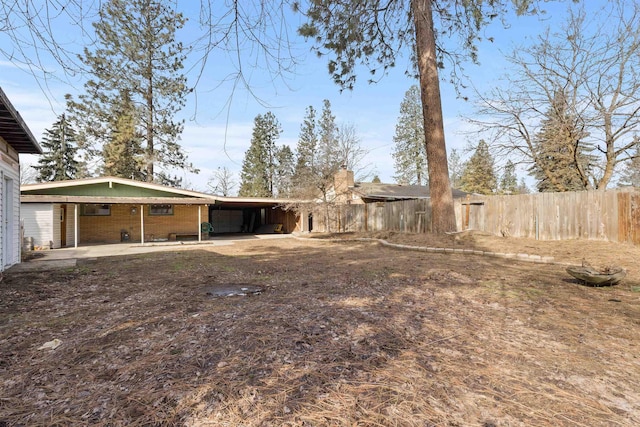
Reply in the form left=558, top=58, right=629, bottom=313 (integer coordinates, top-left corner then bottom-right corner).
left=149, top=204, right=173, bottom=215
left=82, top=204, right=111, bottom=216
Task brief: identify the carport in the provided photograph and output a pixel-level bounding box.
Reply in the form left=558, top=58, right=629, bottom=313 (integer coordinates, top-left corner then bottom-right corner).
left=208, top=196, right=298, bottom=235
left=21, top=177, right=301, bottom=248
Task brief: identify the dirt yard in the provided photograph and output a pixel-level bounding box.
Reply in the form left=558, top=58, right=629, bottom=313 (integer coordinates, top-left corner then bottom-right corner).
left=1, top=232, right=639, bottom=426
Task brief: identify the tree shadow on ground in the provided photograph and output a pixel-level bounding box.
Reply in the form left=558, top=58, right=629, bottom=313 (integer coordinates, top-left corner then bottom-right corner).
left=1, top=239, right=639, bottom=426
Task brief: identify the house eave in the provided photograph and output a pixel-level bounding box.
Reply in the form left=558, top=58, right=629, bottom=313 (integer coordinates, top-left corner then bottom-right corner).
left=0, top=87, right=42, bottom=154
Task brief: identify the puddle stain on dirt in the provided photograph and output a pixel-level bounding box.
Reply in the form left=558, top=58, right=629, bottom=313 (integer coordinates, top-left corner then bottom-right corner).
left=205, top=284, right=264, bottom=297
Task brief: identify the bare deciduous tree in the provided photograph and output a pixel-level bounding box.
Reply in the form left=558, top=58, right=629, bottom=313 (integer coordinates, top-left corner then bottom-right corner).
left=470, top=1, right=640, bottom=190
left=336, top=123, right=371, bottom=182
left=207, top=166, right=236, bottom=196
left=20, top=163, right=38, bottom=185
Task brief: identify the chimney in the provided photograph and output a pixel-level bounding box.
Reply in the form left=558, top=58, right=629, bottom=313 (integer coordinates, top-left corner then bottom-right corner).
left=334, top=166, right=354, bottom=200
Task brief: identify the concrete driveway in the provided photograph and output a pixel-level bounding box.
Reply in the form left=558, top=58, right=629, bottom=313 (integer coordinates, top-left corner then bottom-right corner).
left=8, top=234, right=293, bottom=272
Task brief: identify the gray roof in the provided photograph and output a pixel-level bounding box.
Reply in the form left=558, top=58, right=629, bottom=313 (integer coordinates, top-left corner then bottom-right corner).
left=352, top=182, right=469, bottom=201
left=0, top=87, right=42, bottom=154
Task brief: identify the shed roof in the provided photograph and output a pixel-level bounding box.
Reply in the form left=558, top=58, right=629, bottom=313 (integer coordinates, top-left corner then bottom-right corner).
left=352, top=182, right=469, bottom=202
left=0, top=87, right=42, bottom=154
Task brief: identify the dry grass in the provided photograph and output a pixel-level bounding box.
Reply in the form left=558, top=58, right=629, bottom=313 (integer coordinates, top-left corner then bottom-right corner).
left=1, top=234, right=639, bottom=426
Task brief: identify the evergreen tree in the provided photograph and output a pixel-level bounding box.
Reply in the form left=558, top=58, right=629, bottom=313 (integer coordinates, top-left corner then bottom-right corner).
left=529, top=90, right=594, bottom=192
left=460, top=140, right=496, bottom=195
left=392, top=85, right=427, bottom=185
left=618, top=143, right=640, bottom=187
left=301, top=1, right=546, bottom=232
left=238, top=112, right=282, bottom=197
left=517, top=177, right=530, bottom=194
left=155, top=172, right=183, bottom=188
left=34, top=114, right=80, bottom=182
left=68, top=0, right=194, bottom=184
left=102, top=90, right=145, bottom=179
left=316, top=100, right=344, bottom=231
left=317, top=99, right=341, bottom=173
left=293, top=101, right=366, bottom=196
left=275, top=145, right=295, bottom=197
left=294, top=105, right=318, bottom=188
left=288, top=100, right=349, bottom=232
left=500, top=160, right=519, bottom=195
left=448, top=148, right=464, bottom=189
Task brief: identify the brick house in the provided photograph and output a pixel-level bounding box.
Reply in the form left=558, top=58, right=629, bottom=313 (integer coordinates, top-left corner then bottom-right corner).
left=21, top=177, right=299, bottom=247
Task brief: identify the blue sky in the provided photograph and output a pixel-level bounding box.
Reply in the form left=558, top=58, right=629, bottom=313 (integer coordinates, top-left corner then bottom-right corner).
left=0, top=1, right=581, bottom=193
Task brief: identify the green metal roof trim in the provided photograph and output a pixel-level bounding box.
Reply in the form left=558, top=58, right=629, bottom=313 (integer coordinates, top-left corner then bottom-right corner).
left=21, top=181, right=195, bottom=198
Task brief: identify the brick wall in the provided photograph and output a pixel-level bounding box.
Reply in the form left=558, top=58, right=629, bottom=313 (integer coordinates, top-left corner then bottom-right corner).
left=79, top=204, right=210, bottom=244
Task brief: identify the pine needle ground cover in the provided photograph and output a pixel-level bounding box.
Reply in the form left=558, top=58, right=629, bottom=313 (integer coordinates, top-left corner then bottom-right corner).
left=1, top=235, right=639, bottom=426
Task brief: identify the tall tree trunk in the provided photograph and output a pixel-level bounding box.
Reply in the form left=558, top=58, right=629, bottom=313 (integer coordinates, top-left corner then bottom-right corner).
left=146, top=59, right=154, bottom=182
left=412, top=0, right=457, bottom=233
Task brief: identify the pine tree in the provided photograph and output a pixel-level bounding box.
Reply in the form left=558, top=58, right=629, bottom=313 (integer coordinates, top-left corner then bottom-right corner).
left=238, top=112, right=282, bottom=197
left=448, top=148, right=464, bottom=189
left=499, top=160, right=519, bottom=195
left=517, top=177, right=530, bottom=194
left=288, top=100, right=346, bottom=231
left=293, top=102, right=366, bottom=197
left=316, top=100, right=345, bottom=231
left=274, top=145, right=295, bottom=197
left=460, top=140, right=496, bottom=195
left=102, top=90, right=145, bottom=179
left=68, top=0, right=194, bottom=184
left=317, top=99, right=342, bottom=174
left=529, top=90, right=594, bottom=192
left=618, top=143, right=640, bottom=187
left=34, top=114, right=80, bottom=182
left=392, top=85, right=427, bottom=185
left=294, top=105, right=318, bottom=189
left=300, top=1, right=544, bottom=232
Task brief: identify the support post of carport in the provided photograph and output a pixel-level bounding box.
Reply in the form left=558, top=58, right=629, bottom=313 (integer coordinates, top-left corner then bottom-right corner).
left=198, top=205, right=202, bottom=242
left=74, top=204, right=78, bottom=248
left=140, top=204, right=145, bottom=245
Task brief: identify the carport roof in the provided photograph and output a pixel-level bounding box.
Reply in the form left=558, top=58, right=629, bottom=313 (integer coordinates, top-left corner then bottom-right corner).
left=0, top=87, right=42, bottom=154
left=20, top=195, right=214, bottom=205
left=21, top=176, right=297, bottom=208
left=21, top=176, right=212, bottom=198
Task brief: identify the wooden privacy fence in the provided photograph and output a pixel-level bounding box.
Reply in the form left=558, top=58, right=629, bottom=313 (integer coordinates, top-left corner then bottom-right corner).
left=335, top=200, right=433, bottom=233
left=464, top=188, right=640, bottom=245
left=331, top=187, right=640, bottom=245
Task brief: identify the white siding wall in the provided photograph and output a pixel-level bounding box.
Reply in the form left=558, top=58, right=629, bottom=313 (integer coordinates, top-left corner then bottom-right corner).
left=52, top=204, right=61, bottom=248
left=66, top=204, right=77, bottom=247
left=21, top=203, right=54, bottom=249
left=0, top=142, right=21, bottom=270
